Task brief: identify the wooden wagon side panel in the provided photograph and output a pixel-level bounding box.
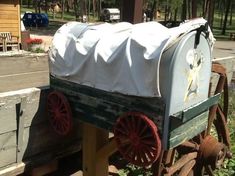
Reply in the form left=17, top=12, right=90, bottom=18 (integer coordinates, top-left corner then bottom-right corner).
left=0, top=101, right=17, bottom=135
left=50, top=76, right=166, bottom=133
left=0, top=132, right=17, bottom=169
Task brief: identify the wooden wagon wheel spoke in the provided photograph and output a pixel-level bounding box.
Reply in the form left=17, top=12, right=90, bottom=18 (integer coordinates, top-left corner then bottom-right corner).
left=114, top=111, right=161, bottom=167
left=178, top=159, right=196, bottom=176
left=47, top=91, right=73, bottom=135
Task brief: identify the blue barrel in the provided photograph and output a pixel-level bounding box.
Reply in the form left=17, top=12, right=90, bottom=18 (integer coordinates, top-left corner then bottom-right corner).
left=23, top=13, right=49, bottom=27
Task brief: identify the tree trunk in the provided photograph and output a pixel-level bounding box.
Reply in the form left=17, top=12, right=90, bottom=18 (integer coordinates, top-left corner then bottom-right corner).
left=203, top=0, right=209, bottom=18
left=222, top=0, right=231, bottom=34
left=66, top=0, right=69, bottom=12
left=188, top=0, right=191, bottom=19
left=61, top=0, right=65, bottom=20
left=93, top=0, right=96, bottom=17
left=229, top=1, right=233, bottom=25
left=181, top=0, right=187, bottom=21
left=97, top=0, right=101, bottom=19
left=150, top=0, right=157, bottom=21
left=220, top=7, right=224, bottom=28
left=38, top=0, right=41, bottom=13
left=192, top=0, right=197, bottom=18
left=74, top=0, right=81, bottom=21
left=34, top=0, right=37, bottom=13
left=88, top=0, right=90, bottom=22
left=208, top=0, right=215, bottom=28
left=202, top=0, right=205, bottom=16
left=174, top=8, right=178, bottom=22
left=27, top=0, right=30, bottom=8
left=45, top=0, right=48, bottom=14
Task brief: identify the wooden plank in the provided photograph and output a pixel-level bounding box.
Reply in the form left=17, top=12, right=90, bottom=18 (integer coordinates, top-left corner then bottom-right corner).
left=96, top=139, right=117, bottom=160
left=0, top=131, right=17, bottom=168
left=210, top=57, right=235, bottom=94
left=0, top=28, right=18, bottom=33
left=0, top=24, right=18, bottom=28
left=0, top=140, right=81, bottom=176
left=0, top=11, right=18, bottom=15
left=0, top=101, right=17, bottom=134
left=168, top=111, right=208, bottom=149
left=30, top=160, right=58, bottom=176
left=0, top=20, right=18, bottom=24
left=0, top=7, right=18, bottom=11
left=0, top=88, right=49, bottom=128
left=0, top=15, right=19, bottom=20
left=17, top=97, right=26, bottom=163
left=83, top=123, right=109, bottom=176
left=213, top=57, right=235, bottom=83
left=0, top=163, right=25, bottom=176
left=22, top=119, right=82, bottom=160
left=51, top=76, right=165, bottom=132
left=17, top=1, right=21, bottom=42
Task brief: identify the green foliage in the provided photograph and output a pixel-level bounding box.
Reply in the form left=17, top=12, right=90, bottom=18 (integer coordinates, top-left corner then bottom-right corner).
left=170, top=0, right=183, bottom=10
left=29, top=46, right=45, bottom=53
left=118, top=164, right=152, bottom=176
left=215, top=89, right=235, bottom=176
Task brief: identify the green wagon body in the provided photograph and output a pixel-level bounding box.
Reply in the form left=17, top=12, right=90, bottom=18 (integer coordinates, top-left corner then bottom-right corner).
left=50, top=75, right=219, bottom=149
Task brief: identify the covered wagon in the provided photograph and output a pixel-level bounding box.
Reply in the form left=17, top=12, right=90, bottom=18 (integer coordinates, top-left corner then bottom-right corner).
left=48, top=18, right=231, bottom=175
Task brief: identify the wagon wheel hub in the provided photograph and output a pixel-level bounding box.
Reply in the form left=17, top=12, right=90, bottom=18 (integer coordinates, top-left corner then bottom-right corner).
left=199, top=135, right=227, bottom=170
left=54, top=109, right=61, bottom=119
left=129, top=133, right=140, bottom=147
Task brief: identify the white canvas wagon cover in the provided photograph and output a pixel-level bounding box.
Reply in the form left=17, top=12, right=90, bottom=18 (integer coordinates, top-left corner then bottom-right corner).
left=49, top=18, right=214, bottom=97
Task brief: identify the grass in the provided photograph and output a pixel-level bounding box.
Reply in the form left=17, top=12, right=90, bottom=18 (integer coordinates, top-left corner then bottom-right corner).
left=212, top=11, right=235, bottom=40
left=214, top=88, right=235, bottom=176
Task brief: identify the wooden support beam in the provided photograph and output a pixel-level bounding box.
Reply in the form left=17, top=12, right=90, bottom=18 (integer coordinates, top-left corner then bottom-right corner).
left=83, top=123, right=110, bottom=176
left=96, top=139, right=118, bottom=160
left=122, top=0, right=143, bottom=24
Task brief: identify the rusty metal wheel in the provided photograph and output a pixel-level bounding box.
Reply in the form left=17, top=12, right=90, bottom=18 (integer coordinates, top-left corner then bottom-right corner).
left=194, top=62, right=232, bottom=175
left=152, top=141, right=198, bottom=176
left=114, top=112, right=162, bottom=167
left=47, top=90, right=73, bottom=135
left=152, top=63, right=232, bottom=176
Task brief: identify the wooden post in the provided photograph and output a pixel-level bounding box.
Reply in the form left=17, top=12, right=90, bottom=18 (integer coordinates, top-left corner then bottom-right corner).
left=122, top=0, right=143, bottom=24
left=83, top=123, right=110, bottom=176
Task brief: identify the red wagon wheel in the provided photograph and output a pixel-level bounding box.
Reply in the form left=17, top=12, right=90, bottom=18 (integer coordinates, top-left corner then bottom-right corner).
left=47, top=91, right=73, bottom=135
left=114, top=112, right=162, bottom=167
